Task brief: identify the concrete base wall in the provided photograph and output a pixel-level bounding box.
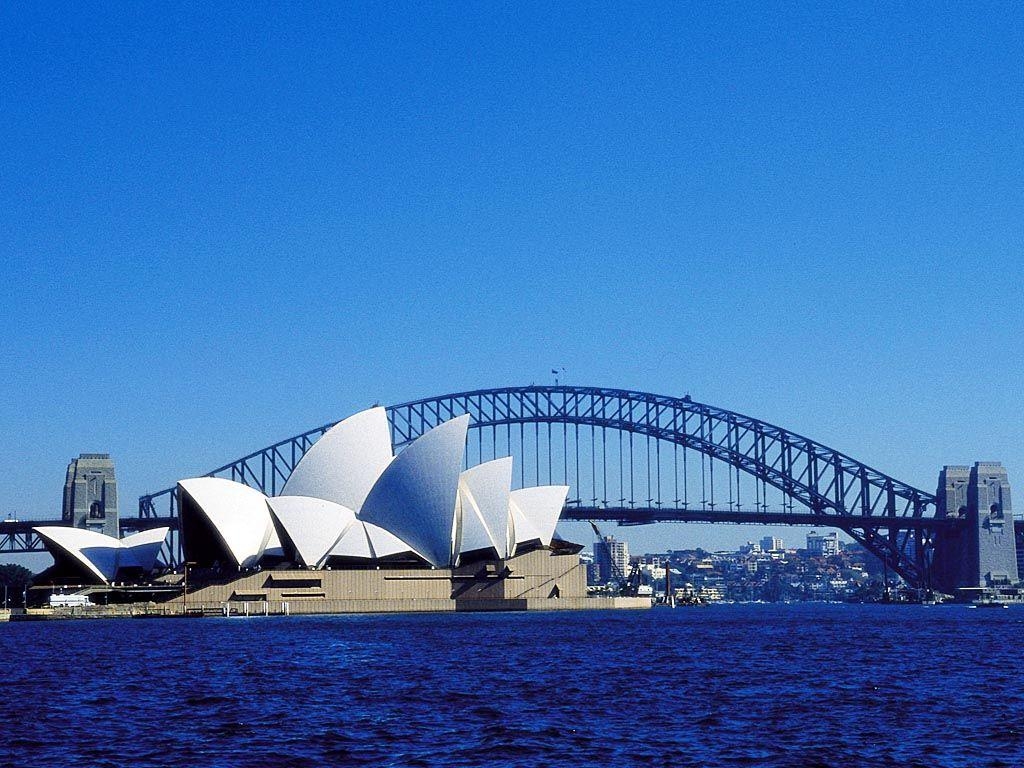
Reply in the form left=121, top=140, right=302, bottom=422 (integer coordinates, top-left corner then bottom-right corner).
left=172, top=548, right=595, bottom=614
left=458, top=596, right=651, bottom=612
left=17, top=594, right=652, bottom=620
left=22, top=550, right=650, bottom=619
left=452, top=548, right=587, bottom=601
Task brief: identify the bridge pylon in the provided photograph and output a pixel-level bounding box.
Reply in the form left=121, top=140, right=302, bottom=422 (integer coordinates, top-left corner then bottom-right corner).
left=932, top=462, right=1019, bottom=593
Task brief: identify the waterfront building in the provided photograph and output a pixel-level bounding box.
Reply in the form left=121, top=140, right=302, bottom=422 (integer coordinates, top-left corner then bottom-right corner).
left=177, top=410, right=569, bottom=571
left=698, top=584, right=724, bottom=602
left=806, top=531, right=839, bottom=557
left=190, top=409, right=592, bottom=606
left=62, top=453, right=118, bottom=537
left=593, top=535, right=629, bottom=584
left=34, top=408, right=601, bottom=611
left=639, top=562, right=666, bottom=582
left=580, top=551, right=602, bottom=585
left=660, top=541, right=891, bottom=603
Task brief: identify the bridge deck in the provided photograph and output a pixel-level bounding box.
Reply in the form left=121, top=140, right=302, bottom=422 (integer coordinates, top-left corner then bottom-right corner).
left=564, top=507, right=960, bottom=530
left=1, top=507, right=958, bottom=555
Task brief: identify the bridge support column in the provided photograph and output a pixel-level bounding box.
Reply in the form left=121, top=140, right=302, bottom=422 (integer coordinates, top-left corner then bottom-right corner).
left=933, top=462, right=1018, bottom=593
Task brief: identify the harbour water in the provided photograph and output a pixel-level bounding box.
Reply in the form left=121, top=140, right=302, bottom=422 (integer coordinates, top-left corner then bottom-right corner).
left=1, top=604, right=1021, bottom=767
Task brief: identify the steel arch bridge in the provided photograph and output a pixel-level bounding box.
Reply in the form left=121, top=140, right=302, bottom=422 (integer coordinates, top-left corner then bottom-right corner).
left=136, top=385, right=951, bottom=587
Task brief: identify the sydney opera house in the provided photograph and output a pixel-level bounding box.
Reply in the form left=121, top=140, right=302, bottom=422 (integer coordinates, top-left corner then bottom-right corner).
left=35, top=408, right=606, bottom=612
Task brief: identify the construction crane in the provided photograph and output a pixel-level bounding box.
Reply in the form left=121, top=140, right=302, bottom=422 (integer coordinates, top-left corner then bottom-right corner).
left=588, top=521, right=643, bottom=597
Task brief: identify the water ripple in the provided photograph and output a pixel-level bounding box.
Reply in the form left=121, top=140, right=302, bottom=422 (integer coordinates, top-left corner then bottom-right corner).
left=1, top=605, right=1022, bottom=767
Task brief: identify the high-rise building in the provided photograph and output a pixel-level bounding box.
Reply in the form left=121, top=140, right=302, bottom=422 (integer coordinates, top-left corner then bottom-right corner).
left=806, top=531, right=839, bottom=557
left=761, top=536, right=784, bottom=552
left=62, top=453, right=118, bottom=537
left=593, top=535, right=629, bottom=584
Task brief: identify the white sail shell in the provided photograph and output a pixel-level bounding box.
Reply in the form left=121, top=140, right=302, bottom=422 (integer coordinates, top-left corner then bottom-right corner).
left=456, top=457, right=513, bottom=559
left=282, top=407, right=394, bottom=512
left=267, top=495, right=357, bottom=568
left=509, top=485, right=568, bottom=552
left=177, top=477, right=280, bottom=569
left=34, top=525, right=169, bottom=584
left=360, top=415, right=469, bottom=567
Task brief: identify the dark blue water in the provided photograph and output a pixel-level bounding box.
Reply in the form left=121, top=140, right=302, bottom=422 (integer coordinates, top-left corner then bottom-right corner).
left=1, top=605, right=1022, bottom=767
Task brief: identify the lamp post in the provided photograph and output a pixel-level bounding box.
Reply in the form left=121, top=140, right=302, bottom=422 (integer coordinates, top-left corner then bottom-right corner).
left=182, top=562, right=196, bottom=616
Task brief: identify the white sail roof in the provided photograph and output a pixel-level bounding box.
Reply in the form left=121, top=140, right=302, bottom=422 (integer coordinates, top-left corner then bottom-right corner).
left=509, top=485, right=569, bottom=552
left=267, top=496, right=356, bottom=568
left=329, top=520, right=374, bottom=559
left=34, top=526, right=170, bottom=584
left=365, top=521, right=419, bottom=559
left=327, top=520, right=421, bottom=561
left=456, top=457, right=513, bottom=559
left=508, top=502, right=542, bottom=554
left=164, top=408, right=580, bottom=574
left=360, top=415, right=469, bottom=567
left=120, top=528, right=170, bottom=571
left=281, top=407, right=394, bottom=512
left=35, top=526, right=120, bottom=583
left=177, top=478, right=279, bottom=569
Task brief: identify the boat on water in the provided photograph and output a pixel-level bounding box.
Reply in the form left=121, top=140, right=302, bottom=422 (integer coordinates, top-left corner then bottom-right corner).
left=970, top=600, right=1009, bottom=609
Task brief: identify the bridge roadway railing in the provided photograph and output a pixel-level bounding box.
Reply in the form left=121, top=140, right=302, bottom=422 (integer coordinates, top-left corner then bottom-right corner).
left=565, top=507, right=959, bottom=531
left=136, top=385, right=941, bottom=586
left=0, top=520, right=54, bottom=555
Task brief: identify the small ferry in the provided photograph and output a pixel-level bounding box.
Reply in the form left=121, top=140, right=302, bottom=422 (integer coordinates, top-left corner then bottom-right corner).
left=970, top=600, right=1008, bottom=609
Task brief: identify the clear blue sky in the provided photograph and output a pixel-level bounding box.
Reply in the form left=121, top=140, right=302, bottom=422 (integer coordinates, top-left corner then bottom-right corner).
left=2, top=2, right=1022, bottom=559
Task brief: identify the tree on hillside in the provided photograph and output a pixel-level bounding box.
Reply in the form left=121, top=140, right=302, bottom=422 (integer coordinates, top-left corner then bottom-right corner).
left=0, top=563, right=33, bottom=608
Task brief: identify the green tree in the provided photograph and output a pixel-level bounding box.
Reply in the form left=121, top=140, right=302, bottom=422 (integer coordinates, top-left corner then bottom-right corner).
left=0, top=563, right=33, bottom=608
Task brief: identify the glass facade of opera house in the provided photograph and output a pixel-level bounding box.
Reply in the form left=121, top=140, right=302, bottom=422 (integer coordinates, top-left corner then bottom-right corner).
left=33, top=408, right=595, bottom=611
